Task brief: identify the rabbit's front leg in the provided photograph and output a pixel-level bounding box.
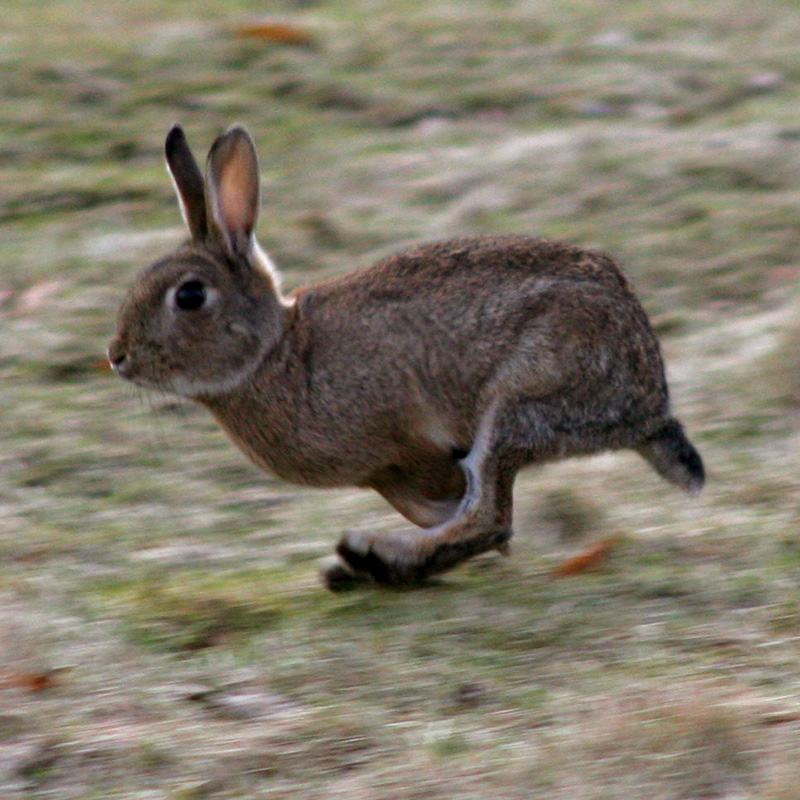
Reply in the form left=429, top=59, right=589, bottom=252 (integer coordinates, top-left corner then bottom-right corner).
left=332, top=520, right=512, bottom=586
left=326, top=404, right=517, bottom=587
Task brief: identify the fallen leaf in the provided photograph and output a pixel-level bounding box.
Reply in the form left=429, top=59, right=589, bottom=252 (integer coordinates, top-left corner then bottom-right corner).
left=236, top=22, right=314, bottom=46
left=0, top=669, right=63, bottom=693
left=551, top=537, right=620, bottom=577
left=94, top=358, right=114, bottom=374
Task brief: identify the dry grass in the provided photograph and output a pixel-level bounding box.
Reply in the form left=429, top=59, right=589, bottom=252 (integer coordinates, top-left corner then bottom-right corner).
left=3, top=0, right=800, bottom=797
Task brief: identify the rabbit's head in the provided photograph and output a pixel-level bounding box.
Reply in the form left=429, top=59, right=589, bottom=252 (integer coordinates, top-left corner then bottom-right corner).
left=108, top=126, right=288, bottom=399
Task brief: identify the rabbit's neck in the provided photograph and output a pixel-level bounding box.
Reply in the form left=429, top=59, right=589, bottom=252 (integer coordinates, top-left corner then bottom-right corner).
left=199, top=307, right=327, bottom=483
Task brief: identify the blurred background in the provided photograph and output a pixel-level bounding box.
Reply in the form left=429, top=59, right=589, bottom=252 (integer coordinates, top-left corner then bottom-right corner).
left=2, top=1, right=800, bottom=797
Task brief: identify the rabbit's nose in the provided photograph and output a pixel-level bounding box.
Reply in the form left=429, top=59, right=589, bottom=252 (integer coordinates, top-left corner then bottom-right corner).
left=107, top=341, right=130, bottom=377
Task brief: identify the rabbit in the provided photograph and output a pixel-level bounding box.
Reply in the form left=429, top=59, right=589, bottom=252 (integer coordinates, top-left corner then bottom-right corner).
left=108, top=124, right=705, bottom=589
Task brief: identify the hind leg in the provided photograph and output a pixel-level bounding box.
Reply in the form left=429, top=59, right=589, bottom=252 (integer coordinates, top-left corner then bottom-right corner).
left=327, top=402, right=522, bottom=586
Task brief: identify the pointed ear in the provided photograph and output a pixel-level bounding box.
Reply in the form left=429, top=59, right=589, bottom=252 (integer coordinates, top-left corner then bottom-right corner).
left=165, top=125, right=208, bottom=240
left=205, top=125, right=261, bottom=259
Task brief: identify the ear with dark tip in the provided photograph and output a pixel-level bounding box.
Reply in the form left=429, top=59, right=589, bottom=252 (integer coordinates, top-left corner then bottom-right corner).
left=205, top=125, right=261, bottom=259
left=165, top=125, right=208, bottom=240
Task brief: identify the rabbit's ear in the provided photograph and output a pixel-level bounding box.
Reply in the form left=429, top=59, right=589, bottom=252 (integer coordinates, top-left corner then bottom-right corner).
left=205, top=125, right=261, bottom=259
left=165, top=125, right=208, bottom=240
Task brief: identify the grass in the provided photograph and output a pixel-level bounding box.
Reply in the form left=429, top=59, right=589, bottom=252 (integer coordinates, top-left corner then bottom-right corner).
left=3, top=0, right=800, bottom=797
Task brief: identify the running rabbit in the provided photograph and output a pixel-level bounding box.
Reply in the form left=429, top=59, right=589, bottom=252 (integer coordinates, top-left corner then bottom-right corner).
left=108, top=125, right=704, bottom=588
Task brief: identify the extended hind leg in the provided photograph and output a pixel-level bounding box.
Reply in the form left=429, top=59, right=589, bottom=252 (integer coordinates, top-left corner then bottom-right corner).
left=328, top=402, right=521, bottom=586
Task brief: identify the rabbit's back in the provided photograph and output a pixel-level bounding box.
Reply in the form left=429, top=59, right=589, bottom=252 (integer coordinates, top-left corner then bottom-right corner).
left=313, top=234, right=630, bottom=300
left=297, top=234, right=665, bottom=413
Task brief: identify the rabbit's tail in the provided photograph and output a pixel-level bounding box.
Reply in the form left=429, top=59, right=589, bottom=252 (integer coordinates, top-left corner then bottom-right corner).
left=637, top=418, right=705, bottom=494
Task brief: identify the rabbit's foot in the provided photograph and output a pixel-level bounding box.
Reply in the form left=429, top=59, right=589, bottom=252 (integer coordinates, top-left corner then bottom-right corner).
left=318, top=555, right=376, bottom=592
left=336, top=526, right=512, bottom=586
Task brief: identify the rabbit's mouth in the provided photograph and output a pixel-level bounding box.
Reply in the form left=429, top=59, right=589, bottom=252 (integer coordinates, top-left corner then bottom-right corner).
left=107, top=344, right=164, bottom=391
left=108, top=343, right=259, bottom=400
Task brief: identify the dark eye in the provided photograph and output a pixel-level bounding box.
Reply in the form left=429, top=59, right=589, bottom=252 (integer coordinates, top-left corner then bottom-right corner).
left=175, top=280, right=206, bottom=311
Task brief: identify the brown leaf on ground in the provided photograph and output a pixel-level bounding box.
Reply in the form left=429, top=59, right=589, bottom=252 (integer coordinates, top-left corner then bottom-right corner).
left=0, top=669, right=63, bottom=693
left=94, top=357, right=114, bottom=374
left=551, top=536, right=621, bottom=577
left=235, top=22, right=315, bottom=46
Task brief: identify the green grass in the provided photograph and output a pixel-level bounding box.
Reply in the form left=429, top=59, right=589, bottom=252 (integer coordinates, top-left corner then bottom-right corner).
left=3, top=0, right=800, bottom=797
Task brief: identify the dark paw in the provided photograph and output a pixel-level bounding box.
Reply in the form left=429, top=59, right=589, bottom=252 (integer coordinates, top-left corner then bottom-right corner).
left=335, top=527, right=513, bottom=587
left=335, top=539, right=420, bottom=587
left=319, top=556, right=376, bottom=592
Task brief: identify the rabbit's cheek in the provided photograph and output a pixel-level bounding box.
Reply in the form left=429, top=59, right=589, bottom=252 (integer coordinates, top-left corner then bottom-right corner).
left=227, top=321, right=251, bottom=338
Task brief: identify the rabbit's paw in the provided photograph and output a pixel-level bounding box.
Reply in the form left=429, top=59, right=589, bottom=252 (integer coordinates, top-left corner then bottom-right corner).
left=336, top=531, right=425, bottom=586
left=336, top=527, right=513, bottom=586
left=319, top=555, right=376, bottom=592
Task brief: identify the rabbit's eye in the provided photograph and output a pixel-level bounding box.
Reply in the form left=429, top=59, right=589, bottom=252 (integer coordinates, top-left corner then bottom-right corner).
left=175, top=280, right=207, bottom=311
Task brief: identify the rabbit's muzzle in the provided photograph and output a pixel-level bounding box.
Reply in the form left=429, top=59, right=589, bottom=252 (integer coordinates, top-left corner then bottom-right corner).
left=107, top=340, right=130, bottom=378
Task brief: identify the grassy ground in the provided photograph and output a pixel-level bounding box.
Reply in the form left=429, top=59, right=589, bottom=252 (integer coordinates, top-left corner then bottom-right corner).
left=3, top=0, right=800, bottom=797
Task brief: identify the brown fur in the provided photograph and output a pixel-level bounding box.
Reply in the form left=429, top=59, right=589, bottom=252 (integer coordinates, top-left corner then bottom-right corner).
left=108, top=125, right=704, bottom=588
